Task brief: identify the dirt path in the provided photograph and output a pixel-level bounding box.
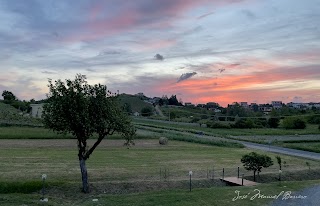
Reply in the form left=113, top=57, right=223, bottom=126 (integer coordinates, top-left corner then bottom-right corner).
left=154, top=105, right=164, bottom=117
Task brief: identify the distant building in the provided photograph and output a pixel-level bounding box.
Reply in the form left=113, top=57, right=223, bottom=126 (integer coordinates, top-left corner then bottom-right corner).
left=30, top=104, right=44, bottom=118
left=206, top=102, right=219, bottom=108
left=249, top=103, right=259, bottom=112
left=259, top=104, right=272, bottom=115
left=185, top=102, right=195, bottom=107
left=196, top=104, right=206, bottom=108
left=133, top=112, right=140, bottom=116
left=240, top=102, right=248, bottom=108
left=271, top=101, right=282, bottom=109
left=135, top=92, right=145, bottom=97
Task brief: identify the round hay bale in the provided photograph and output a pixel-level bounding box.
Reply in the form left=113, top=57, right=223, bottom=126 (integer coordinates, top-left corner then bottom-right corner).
left=159, top=137, right=168, bottom=145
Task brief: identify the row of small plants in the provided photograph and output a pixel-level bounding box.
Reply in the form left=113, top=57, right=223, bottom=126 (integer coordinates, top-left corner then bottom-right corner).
left=134, top=121, right=320, bottom=154
left=206, top=116, right=320, bottom=130
left=134, top=124, right=244, bottom=148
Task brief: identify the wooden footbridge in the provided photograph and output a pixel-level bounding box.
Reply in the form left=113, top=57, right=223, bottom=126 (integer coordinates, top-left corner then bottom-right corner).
left=220, top=177, right=258, bottom=186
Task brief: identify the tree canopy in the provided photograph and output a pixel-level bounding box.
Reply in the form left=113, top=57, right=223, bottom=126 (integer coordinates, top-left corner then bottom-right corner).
left=2, top=90, right=16, bottom=102
left=241, top=152, right=273, bottom=181
left=42, top=74, right=135, bottom=193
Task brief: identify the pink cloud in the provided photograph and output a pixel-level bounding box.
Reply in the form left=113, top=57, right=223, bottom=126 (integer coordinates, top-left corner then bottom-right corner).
left=156, top=62, right=320, bottom=106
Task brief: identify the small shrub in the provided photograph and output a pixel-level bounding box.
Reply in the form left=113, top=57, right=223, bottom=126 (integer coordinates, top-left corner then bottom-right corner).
left=231, top=119, right=254, bottom=129
left=141, top=107, right=153, bottom=117
left=307, top=115, right=320, bottom=124
left=282, top=117, right=306, bottom=129
left=159, top=137, right=168, bottom=145
left=253, top=118, right=268, bottom=128
left=200, top=114, right=208, bottom=119
left=190, top=117, right=200, bottom=123
left=306, top=162, right=311, bottom=170
left=268, top=117, right=280, bottom=128
left=206, top=121, right=231, bottom=129
left=169, top=112, right=177, bottom=119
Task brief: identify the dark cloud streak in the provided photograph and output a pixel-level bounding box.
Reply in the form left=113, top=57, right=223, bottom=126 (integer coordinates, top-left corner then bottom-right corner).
left=177, top=72, right=197, bottom=83
left=154, top=53, right=164, bottom=61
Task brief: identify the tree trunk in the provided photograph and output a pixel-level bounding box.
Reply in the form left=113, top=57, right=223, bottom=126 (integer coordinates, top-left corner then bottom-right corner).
left=79, top=159, right=89, bottom=193
left=253, top=170, right=256, bottom=182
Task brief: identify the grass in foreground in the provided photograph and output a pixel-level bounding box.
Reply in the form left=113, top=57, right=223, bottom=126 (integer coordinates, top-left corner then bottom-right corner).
left=1, top=180, right=320, bottom=206
left=0, top=139, right=319, bottom=183
left=1, top=139, right=320, bottom=205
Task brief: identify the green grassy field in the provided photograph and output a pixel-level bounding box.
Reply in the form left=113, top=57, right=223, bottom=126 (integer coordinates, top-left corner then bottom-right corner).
left=134, top=118, right=320, bottom=153
left=1, top=180, right=320, bottom=206
left=0, top=127, right=160, bottom=140
left=0, top=139, right=320, bottom=205
left=134, top=118, right=320, bottom=136
left=118, top=94, right=153, bottom=113
left=0, top=127, right=73, bottom=139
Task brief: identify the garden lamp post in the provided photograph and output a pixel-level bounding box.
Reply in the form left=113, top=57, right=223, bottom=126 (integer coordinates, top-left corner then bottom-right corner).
left=189, top=171, right=193, bottom=192
left=279, top=170, right=282, bottom=184
left=41, top=174, right=47, bottom=200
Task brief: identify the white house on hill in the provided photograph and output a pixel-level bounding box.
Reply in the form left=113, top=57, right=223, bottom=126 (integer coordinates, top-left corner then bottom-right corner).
left=30, top=104, right=44, bottom=118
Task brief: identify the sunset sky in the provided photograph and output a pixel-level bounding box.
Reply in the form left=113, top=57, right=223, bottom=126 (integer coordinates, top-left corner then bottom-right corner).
left=0, top=0, right=319, bottom=106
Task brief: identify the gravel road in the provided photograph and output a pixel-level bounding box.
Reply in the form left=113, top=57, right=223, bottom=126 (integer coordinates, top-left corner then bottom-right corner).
left=233, top=141, right=320, bottom=161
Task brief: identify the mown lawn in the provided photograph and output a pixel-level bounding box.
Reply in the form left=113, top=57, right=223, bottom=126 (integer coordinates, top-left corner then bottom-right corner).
left=1, top=139, right=320, bottom=205
left=0, top=127, right=156, bottom=140
left=0, top=139, right=319, bottom=183
left=1, top=180, right=320, bottom=206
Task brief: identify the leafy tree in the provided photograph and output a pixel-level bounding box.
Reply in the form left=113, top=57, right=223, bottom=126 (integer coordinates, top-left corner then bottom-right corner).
left=276, top=155, right=282, bottom=170
left=42, top=74, right=135, bottom=193
left=168, top=95, right=182, bottom=106
left=226, top=102, right=252, bottom=117
left=241, top=152, right=273, bottom=181
left=122, top=103, right=132, bottom=114
left=2, top=90, right=16, bottom=101
left=160, top=95, right=169, bottom=105
left=158, top=98, right=164, bottom=106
